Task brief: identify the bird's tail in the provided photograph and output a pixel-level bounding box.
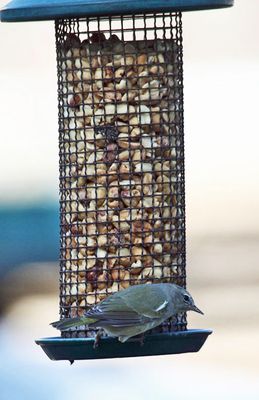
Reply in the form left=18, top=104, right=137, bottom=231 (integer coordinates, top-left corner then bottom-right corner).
left=50, top=316, right=96, bottom=331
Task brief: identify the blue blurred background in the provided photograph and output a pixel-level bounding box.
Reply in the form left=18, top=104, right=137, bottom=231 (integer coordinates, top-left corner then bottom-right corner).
left=0, top=0, right=259, bottom=399
left=0, top=204, right=59, bottom=275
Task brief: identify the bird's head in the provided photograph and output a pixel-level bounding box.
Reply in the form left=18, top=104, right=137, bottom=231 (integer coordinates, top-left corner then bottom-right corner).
left=171, top=284, right=204, bottom=315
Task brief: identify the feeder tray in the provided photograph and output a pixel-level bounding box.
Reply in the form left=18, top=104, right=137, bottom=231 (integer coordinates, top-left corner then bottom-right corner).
left=36, top=330, right=212, bottom=362
left=1, top=0, right=233, bottom=361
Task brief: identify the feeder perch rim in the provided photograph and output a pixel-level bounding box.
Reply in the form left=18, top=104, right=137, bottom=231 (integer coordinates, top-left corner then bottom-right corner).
left=1, top=0, right=234, bottom=22
left=36, top=329, right=213, bottom=361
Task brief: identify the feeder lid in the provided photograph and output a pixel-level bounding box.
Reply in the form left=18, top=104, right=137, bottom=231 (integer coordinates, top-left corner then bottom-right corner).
left=1, top=0, right=234, bottom=22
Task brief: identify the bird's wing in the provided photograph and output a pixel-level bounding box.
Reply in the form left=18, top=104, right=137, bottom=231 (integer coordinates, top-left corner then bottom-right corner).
left=85, top=284, right=169, bottom=327
left=85, top=290, right=153, bottom=327
left=121, top=284, right=170, bottom=318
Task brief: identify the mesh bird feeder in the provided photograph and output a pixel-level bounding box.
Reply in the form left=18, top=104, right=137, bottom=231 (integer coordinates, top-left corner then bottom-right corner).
left=0, top=0, right=233, bottom=362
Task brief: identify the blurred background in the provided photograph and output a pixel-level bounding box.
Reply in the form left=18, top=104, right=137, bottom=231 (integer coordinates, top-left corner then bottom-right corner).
left=0, top=0, right=258, bottom=399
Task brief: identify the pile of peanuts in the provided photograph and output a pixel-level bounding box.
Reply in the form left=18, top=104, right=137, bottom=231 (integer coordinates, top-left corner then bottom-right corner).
left=59, top=32, right=183, bottom=317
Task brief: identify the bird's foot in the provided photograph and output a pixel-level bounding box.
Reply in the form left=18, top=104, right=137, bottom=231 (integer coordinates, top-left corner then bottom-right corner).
left=93, top=329, right=103, bottom=349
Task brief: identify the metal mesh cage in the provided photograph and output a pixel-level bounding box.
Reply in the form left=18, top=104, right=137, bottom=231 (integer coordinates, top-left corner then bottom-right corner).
left=55, top=12, right=186, bottom=338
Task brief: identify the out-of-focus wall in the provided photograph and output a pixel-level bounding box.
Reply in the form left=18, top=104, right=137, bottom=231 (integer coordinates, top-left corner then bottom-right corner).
left=183, top=1, right=259, bottom=235
left=0, top=4, right=58, bottom=204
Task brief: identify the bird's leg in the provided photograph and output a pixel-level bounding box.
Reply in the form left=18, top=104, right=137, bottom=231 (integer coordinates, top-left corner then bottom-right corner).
left=130, top=333, right=145, bottom=346
left=93, top=329, right=103, bottom=349
left=139, top=332, right=145, bottom=346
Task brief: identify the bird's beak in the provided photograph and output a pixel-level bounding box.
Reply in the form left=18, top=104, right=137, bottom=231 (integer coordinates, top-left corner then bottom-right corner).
left=192, top=305, right=204, bottom=315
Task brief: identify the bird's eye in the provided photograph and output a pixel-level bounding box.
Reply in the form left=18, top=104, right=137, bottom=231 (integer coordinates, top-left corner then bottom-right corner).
left=183, top=295, right=190, bottom=303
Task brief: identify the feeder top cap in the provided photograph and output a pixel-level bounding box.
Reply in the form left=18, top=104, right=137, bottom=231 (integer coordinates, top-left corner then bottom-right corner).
left=1, top=0, right=234, bottom=22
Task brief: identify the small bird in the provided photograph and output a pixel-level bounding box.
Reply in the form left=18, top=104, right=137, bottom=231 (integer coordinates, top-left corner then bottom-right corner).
left=51, top=283, right=203, bottom=347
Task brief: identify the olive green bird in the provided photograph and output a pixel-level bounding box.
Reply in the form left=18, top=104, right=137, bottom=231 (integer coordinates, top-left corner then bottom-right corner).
left=51, top=283, right=203, bottom=345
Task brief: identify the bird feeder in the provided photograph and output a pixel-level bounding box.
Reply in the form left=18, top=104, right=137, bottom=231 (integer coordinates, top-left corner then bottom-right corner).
left=0, top=0, right=233, bottom=362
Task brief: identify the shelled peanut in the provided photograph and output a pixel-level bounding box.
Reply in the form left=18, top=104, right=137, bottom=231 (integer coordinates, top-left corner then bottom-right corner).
left=59, top=32, right=183, bottom=314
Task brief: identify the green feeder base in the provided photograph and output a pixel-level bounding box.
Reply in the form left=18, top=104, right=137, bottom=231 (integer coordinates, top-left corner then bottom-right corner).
left=36, top=329, right=212, bottom=362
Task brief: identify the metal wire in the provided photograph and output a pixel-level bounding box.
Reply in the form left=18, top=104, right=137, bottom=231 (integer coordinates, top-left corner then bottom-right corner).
left=55, top=12, right=186, bottom=338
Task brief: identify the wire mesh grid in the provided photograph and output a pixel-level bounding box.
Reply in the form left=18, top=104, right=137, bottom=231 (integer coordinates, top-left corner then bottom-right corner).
left=55, top=12, right=186, bottom=338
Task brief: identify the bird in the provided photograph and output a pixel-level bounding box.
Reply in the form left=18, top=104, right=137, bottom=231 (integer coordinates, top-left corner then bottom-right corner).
left=51, top=283, right=203, bottom=347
